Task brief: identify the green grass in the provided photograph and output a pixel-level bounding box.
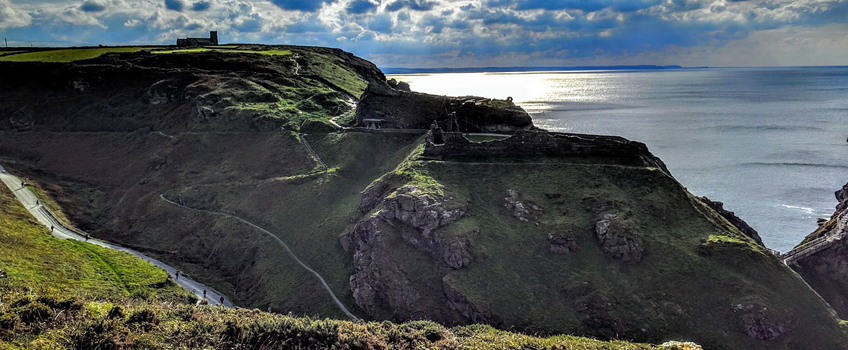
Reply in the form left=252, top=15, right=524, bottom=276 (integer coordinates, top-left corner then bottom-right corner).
left=152, top=47, right=292, bottom=56
left=0, top=288, right=665, bottom=350
left=0, top=47, right=155, bottom=62
left=349, top=157, right=848, bottom=349
left=297, top=50, right=369, bottom=97
left=0, top=182, right=191, bottom=303
left=465, top=134, right=511, bottom=142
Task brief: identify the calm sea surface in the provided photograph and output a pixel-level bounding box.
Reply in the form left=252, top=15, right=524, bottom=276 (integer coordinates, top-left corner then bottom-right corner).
left=389, top=68, right=848, bottom=252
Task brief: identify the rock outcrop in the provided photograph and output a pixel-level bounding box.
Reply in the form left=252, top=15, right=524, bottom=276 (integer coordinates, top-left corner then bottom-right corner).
left=341, top=184, right=474, bottom=320
left=733, top=302, right=791, bottom=341
left=503, top=189, right=542, bottom=222
left=787, top=180, right=848, bottom=319
left=547, top=232, right=579, bottom=253
left=346, top=217, right=422, bottom=318
left=354, top=82, right=534, bottom=132
left=595, top=213, right=644, bottom=263
left=699, top=196, right=764, bottom=246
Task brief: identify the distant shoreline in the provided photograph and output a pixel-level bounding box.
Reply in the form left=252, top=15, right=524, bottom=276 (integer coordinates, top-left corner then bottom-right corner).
left=383, top=65, right=848, bottom=74
left=382, top=65, right=691, bottom=74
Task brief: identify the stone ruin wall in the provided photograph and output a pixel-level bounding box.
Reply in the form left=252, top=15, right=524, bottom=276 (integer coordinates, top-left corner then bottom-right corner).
left=423, top=129, right=670, bottom=172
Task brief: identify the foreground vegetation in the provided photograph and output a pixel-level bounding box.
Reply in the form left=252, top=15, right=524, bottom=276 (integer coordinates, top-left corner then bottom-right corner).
left=0, top=286, right=699, bottom=349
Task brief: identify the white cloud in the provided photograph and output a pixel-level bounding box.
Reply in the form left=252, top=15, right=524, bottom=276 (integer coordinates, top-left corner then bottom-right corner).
left=56, top=7, right=107, bottom=28
left=0, top=0, right=32, bottom=29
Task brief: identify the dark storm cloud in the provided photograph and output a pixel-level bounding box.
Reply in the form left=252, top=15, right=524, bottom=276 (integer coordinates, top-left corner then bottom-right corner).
left=347, top=0, right=377, bottom=14
left=385, top=0, right=437, bottom=12
left=165, top=0, right=185, bottom=11
left=268, top=0, right=336, bottom=12
left=191, top=1, right=211, bottom=11
left=80, top=0, right=105, bottom=12
left=485, top=0, right=661, bottom=12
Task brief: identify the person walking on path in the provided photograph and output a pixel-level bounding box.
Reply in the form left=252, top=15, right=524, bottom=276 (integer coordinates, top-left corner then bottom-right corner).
left=50, top=226, right=53, bottom=232
left=175, top=271, right=180, bottom=280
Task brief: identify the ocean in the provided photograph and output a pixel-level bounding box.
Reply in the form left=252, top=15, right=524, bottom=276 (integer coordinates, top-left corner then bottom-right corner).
left=388, top=67, right=848, bottom=252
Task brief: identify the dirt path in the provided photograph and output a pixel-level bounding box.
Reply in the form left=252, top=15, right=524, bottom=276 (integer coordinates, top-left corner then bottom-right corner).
left=299, top=134, right=328, bottom=170
left=159, top=193, right=360, bottom=321
left=0, top=164, right=231, bottom=307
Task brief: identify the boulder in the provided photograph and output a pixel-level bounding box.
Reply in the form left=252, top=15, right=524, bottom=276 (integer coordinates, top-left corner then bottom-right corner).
left=595, top=214, right=644, bottom=263
left=734, top=302, right=791, bottom=341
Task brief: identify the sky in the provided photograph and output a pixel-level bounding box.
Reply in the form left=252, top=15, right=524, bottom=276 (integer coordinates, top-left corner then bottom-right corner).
left=1, top=0, right=847, bottom=67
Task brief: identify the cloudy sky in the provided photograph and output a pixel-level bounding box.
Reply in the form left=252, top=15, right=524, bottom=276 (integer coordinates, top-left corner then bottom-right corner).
left=1, top=0, right=847, bottom=67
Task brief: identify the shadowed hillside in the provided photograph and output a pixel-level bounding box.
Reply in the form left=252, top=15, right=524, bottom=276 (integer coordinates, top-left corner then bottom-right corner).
left=0, top=46, right=845, bottom=350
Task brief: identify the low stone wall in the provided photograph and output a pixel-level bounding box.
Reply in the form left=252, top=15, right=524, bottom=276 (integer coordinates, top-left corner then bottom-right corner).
left=423, top=130, right=670, bottom=172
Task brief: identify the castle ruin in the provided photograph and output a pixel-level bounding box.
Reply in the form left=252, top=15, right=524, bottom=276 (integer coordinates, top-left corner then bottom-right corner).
left=177, top=31, right=218, bottom=47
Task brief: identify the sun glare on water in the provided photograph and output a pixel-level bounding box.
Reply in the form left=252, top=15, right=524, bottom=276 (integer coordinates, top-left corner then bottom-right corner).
left=388, top=72, right=553, bottom=104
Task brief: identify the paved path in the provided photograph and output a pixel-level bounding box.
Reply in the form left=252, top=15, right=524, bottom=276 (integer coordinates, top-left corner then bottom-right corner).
left=159, top=194, right=360, bottom=321
left=0, top=164, right=231, bottom=307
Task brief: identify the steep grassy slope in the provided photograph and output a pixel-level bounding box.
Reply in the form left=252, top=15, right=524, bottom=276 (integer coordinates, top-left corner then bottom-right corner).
left=0, top=177, right=191, bottom=303
left=0, top=169, right=671, bottom=350
left=340, top=144, right=848, bottom=350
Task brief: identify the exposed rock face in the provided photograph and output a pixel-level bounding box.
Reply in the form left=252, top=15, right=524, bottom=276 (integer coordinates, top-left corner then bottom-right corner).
left=699, top=196, right=764, bottom=246
left=381, top=186, right=466, bottom=235
left=548, top=232, right=579, bottom=253
left=346, top=217, right=421, bottom=318
left=788, top=180, right=848, bottom=319
left=836, top=182, right=848, bottom=212
left=342, top=184, right=474, bottom=319
left=734, top=302, right=791, bottom=341
left=595, top=213, right=644, bottom=263
left=503, top=189, right=542, bottom=222
left=386, top=78, right=411, bottom=92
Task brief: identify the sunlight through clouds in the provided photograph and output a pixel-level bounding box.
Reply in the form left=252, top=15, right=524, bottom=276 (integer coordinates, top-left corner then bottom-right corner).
left=1, top=0, right=847, bottom=67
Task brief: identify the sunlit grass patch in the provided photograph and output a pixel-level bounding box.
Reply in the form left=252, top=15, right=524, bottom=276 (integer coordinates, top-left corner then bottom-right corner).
left=0, top=47, right=155, bottom=62
left=152, top=48, right=292, bottom=56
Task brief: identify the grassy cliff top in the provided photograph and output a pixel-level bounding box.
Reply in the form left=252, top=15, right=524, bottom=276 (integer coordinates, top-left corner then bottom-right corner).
left=0, top=45, right=384, bottom=134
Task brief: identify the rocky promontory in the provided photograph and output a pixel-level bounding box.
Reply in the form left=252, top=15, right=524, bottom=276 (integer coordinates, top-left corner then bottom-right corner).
left=786, top=179, right=848, bottom=319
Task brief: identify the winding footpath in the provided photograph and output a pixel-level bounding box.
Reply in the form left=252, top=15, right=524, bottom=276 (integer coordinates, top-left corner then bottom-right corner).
left=159, top=194, right=360, bottom=321
left=0, top=164, right=231, bottom=307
